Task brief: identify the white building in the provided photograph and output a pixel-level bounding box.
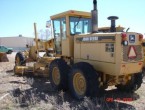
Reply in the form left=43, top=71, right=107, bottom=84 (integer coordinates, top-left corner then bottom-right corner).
left=0, top=36, right=34, bottom=52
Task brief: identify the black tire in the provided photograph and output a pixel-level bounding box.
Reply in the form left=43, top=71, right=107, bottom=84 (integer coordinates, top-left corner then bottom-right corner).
left=15, top=52, right=26, bottom=66
left=49, top=59, right=70, bottom=91
left=116, top=72, right=143, bottom=92
left=7, top=50, right=13, bottom=54
left=142, top=68, right=145, bottom=77
left=69, top=62, right=102, bottom=100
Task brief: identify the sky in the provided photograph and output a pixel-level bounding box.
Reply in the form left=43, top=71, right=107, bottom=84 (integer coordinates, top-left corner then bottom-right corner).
left=0, top=0, right=145, bottom=38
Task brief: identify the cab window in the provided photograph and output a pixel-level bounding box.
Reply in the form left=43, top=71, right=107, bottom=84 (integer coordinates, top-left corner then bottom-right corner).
left=53, top=18, right=66, bottom=54
left=70, top=17, right=91, bottom=35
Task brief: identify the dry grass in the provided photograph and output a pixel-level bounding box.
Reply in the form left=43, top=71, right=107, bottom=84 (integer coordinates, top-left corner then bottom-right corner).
left=0, top=53, right=145, bottom=110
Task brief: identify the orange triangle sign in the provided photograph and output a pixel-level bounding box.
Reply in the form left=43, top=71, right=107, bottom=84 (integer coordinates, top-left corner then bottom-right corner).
left=128, top=46, right=137, bottom=58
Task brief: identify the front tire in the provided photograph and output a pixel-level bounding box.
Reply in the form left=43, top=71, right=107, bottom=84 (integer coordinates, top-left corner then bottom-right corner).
left=116, top=72, right=143, bottom=92
left=69, top=62, right=102, bottom=100
left=49, top=59, right=70, bottom=91
left=15, top=52, right=26, bottom=66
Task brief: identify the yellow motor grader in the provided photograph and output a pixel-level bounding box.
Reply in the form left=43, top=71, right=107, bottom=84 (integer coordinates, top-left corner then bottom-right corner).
left=14, top=0, right=144, bottom=99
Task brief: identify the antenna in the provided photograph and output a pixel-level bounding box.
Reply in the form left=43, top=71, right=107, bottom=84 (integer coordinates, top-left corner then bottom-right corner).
left=126, top=27, right=130, bottom=32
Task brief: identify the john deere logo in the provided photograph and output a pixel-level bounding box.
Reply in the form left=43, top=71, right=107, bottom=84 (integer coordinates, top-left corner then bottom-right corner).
left=129, top=35, right=135, bottom=43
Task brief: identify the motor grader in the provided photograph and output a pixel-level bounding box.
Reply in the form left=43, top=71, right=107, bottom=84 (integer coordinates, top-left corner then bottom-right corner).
left=14, top=0, right=144, bottom=99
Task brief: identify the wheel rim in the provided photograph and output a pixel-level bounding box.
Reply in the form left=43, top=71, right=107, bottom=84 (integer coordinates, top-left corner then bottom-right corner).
left=52, top=67, right=60, bottom=85
left=73, top=72, right=86, bottom=96
left=16, top=56, right=20, bottom=65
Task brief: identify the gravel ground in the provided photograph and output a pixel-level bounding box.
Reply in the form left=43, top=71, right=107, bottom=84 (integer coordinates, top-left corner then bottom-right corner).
left=0, top=52, right=145, bottom=110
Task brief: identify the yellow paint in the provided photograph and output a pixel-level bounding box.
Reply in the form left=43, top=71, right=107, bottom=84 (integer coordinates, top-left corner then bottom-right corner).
left=52, top=67, right=60, bottom=85
left=73, top=72, right=86, bottom=96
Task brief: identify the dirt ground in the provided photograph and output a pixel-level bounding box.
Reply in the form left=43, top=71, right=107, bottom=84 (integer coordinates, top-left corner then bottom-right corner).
left=0, top=52, right=145, bottom=110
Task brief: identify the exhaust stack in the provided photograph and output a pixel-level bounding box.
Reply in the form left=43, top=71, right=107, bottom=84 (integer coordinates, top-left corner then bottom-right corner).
left=108, top=16, right=119, bottom=32
left=91, top=0, right=98, bottom=33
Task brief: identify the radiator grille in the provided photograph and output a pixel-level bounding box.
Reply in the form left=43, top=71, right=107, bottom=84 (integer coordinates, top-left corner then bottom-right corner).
left=123, top=45, right=142, bottom=62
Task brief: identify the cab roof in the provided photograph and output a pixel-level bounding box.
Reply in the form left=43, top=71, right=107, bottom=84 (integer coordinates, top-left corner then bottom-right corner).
left=50, top=10, right=91, bottom=20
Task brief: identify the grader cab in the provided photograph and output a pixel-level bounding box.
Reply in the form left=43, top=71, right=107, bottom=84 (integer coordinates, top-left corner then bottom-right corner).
left=14, top=0, right=144, bottom=99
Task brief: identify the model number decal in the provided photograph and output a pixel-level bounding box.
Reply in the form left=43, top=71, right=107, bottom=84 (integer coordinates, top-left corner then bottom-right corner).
left=82, top=36, right=98, bottom=41
left=76, top=36, right=115, bottom=42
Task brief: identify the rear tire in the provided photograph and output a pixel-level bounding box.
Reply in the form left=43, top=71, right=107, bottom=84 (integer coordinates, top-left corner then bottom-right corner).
left=69, top=62, right=102, bottom=100
left=49, top=59, right=70, bottom=91
left=15, top=52, right=26, bottom=66
left=116, top=72, right=143, bottom=92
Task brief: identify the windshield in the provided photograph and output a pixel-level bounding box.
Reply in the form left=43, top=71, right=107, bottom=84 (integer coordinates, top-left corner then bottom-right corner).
left=69, top=17, right=91, bottom=35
